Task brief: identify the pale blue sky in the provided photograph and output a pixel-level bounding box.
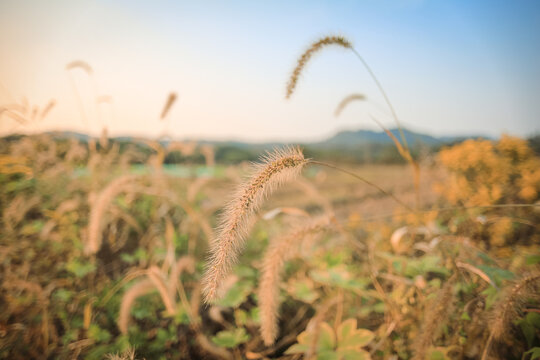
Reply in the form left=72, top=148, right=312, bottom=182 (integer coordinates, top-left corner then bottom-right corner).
left=0, top=0, right=539, bottom=140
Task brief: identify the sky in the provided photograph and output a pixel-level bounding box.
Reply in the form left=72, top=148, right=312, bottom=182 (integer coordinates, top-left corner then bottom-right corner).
left=0, top=0, right=539, bottom=142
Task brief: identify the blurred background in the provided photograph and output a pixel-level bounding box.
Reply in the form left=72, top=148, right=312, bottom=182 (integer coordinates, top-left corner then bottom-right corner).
left=1, top=0, right=539, bottom=141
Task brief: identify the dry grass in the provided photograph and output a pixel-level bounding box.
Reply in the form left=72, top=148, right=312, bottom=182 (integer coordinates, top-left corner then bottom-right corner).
left=286, top=36, right=352, bottom=98
left=86, top=174, right=139, bottom=255
left=202, top=147, right=308, bottom=303
left=258, top=216, right=334, bottom=345
left=334, top=93, right=366, bottom=117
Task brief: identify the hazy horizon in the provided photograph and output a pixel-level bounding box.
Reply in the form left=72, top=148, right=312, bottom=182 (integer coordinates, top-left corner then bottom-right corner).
left=1, top=0, right=539, bottom=141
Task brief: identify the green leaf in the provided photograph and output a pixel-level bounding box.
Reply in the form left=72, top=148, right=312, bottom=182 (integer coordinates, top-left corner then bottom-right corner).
left=428, top=349, right=446, bottom=360
left=287, top=278, right=319, bottom=303
left=285, top=343, right=309, bottom=355
left=527, top=312, right=540, bottom=328
left=520, top=313, right=540, bottom=348
left=476, top=265, right=514, bottom=286
left=481, top=286, right=499, bottom=310
left=211, top=328, right=250, bottom=348
left=285, top=322, right=335, bottom=355
left=526, top=255, right=540, bottom=265
left=404, top=256, right=450, bottom=278
left=337, top=319, right=374, bottom=349
left=337, top=319, right=357, bottom=345
left=318, top=322, right=336, bottom=351
left=88, top=324, right=111, bottom=343
left=217, top=279, right=253, bottom=308
left=524, top=347, right=540, bottom=360
left=66, top=259, right=96, bottom=278
left=318, top=350, right=340, bottom=360
left=337, top=348, right=371, bottom=360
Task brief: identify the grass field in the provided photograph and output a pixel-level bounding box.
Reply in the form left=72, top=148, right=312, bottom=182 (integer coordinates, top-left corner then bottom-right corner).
left=1, top=32, right=540, bottom=360
left=1, top=132, right=539, bottom=360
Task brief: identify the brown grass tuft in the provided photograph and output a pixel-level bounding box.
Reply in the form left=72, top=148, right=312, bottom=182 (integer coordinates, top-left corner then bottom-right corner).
left=201, top=147, right=308, bottom=303
left=286, top=36, right=352, bottom=99
left=490, top=272, right=540, bottom=339
left=258, top=216, right=334, bottom=345
left=480, top=272, right=540, bottom=360
left=412, top=276, right=456, bottom=360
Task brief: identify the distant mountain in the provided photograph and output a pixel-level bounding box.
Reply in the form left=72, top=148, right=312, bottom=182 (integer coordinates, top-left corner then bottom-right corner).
left=2, top=128, right=489, bottom=148
left=312, top=128, right=488, bottom=148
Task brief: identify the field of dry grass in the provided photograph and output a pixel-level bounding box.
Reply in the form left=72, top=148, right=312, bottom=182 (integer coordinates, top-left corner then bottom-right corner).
left=1, top=35, right=539, bottom=360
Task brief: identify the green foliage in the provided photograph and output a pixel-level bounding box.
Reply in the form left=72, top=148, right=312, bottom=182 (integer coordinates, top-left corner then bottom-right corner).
left=211, top=328, right=250, bottom=348
left=286, top=319, right=373, bottom=360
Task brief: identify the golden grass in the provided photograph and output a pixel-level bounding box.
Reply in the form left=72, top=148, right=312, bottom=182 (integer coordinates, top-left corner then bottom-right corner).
left=412, top=276, right=456, bottom=360
left=334, top=93, right=366, bottom=117
left=286, top=36, right=352, bottom=99
left=202, top=147, right=308, bottom=303
left=86, top=174, right=139, bottom=255
left=160, top=92, right=177, bottom=120
left=258, top=216, right=334, bottom=345
left=118, top=279, right=155, bottom=334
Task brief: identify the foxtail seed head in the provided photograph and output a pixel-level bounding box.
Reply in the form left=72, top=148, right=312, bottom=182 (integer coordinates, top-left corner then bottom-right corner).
left=202, top=147, right=307, bottom=303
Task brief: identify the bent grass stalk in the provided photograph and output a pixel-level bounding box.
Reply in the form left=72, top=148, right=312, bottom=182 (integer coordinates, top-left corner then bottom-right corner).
left=258, top=216, right=334, bottom=345
left=201, top=147, right=308, bottom=303
left=286, top=36, right=352, bottom=99
left=286, top=35, right=409, bottom=152
left=287, top=36, right=421, bottom=208
left=86, top=174, right=139, bottom=255
left=334, top=93, right=366, bottom=117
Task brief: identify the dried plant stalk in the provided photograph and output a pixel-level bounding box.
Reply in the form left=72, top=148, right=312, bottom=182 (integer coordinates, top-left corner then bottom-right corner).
left=86, top=174, right=139, bottom=255
left=160, top=92, right=177, bottom=120
left=202, top=147, right=308, bottom=303
left=286, top=36, right=352, bottom=98
left=258, top=216, right=333, bottom=345
left=118, top=279, right=155, bottom=334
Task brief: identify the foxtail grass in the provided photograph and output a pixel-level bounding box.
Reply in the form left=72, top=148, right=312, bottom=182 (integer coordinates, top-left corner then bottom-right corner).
left=258, top=216, right=334, bottom=345
left=334, top=93, right=366, bottom=117
left=482, top=272, right=540, bottom=360
left=118, top=279, right=155, bottom=334
left=86, top=174, right=139, bottom=255
left=412, top=276, right=456, bottom=360
left=286, top=36, right=352, bottom=99
left=201, top=147, right=308, bottom=303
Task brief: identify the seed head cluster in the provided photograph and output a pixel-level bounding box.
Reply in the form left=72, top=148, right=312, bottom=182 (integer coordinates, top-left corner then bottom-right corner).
left=286, top=36, right=352, bottom=99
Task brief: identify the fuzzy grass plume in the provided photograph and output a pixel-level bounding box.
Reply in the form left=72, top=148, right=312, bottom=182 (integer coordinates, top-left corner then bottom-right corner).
left=258, top=216, right=334, bottom=346
left=86, top=174, right=139, bottom=255
left=334, top=93, right=366, bottom=117
left=286, top=36, right=352, bottom=98
left=489, top=272, right=540, bottom=339
left=412, top=276, right=456, bottom=360
left=202, top=147, right=308, bottom=303
left=118, top=279, right=155, bottom=334
left=482, top=272, right=540, bottom=360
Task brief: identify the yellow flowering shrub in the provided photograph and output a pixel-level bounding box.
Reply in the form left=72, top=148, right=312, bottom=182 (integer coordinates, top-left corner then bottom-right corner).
left=436, top=135, right=540, bottom=246
left=437, top=135, right=540, bottom=206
